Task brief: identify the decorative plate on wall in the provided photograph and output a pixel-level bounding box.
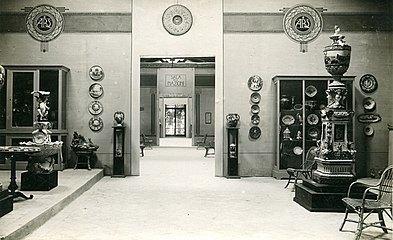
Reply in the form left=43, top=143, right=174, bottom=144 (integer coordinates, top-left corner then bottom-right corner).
left=89, top=83, right=104, bottom=99
left=249, top=126, right=261, bottom=140
left=89, top=65, right=104, bottom=81
left=88, top=100, right=103, bottom=115
left=248, top=75, right=263, bottom=91
left=251, top=104, right=260, bottom=114
left=363, top=97, right=376, bottom=111
left=251, top=115, right=260, bottom=125
left=359, top=74, right=378, bottom=93
left=364, top=125, right=374, bottom=136
left=89, top=117, right=103, bottom=131
left=293, top=146, right=303, bottom=155
left=162, top=4, right=193, bottom=36
left=250, top=92, right=261, bottom=104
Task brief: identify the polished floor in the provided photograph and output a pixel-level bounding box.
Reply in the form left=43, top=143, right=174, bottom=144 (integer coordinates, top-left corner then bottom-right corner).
left=15, top=147, right=392, bottom=240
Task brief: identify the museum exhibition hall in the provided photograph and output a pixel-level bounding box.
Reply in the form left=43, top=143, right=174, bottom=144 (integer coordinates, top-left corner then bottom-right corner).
left=0, top=0, right=392, bottom=239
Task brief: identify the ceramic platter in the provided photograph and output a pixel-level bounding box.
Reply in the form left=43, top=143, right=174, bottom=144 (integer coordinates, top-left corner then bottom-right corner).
left=308, top=127, right=320, bottom=140
left=359, top=74, right=378, bottom=93
left=89, top=83, right=104, bottom=99
left=249, top=126, right=261, bottom=140
left=251, top=104, right=260, bottom=114
left=306, top=113, right=319, bottom=125
left=89, top=117, right=103, bottom=131
left=293, top=104, right=303, bottom=111
left=247, top=75, right=263, bottom=91
left=88, top=100, right=103, bottom=115
left=251, top=115, right=260, bottom=125
left=281, top=114, right=295, bottom=125
left=250, top=92, right=261, bottom=104
left=305, top=85, right=317, bottom=97
left=293, top=146, right=303, bottom=155
left=363, top=97, right=376, bottom=111
left=89, top=65, right=104, bottom=81
left=364, top=125, right=374, bottom=136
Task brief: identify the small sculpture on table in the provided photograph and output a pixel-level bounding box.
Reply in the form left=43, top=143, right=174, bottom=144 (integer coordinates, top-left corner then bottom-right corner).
left=71, top=132, right=99, bottom=170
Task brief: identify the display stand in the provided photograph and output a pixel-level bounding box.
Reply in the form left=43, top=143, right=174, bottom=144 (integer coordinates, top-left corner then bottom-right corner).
left=227, top=127, right=240, bottom=178
left=112, top=126, right=125, bottom=177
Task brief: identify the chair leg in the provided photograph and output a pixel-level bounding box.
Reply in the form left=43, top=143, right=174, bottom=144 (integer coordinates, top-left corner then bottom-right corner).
left=378, top=210, right=388, bottom=233
left=284, top=175, right=292, bottom=188
left=339, top=207, right=349, bottom=231
left=354, top=209, right=365, bottom=240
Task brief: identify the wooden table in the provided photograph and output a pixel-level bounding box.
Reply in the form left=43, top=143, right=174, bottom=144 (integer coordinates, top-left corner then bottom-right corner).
left=0, top=146, right=41, bottom=200
left=73, top=149, right=95, bottom=170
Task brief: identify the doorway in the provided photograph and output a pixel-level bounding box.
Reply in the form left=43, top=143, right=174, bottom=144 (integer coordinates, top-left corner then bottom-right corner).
left=165, top=104, right=186, bottom=137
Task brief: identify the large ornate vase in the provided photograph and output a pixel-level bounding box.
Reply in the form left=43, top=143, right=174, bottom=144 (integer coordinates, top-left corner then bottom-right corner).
left=226, top=113, right=240, bottom=128
left=323, top=37, right=351, bottom=77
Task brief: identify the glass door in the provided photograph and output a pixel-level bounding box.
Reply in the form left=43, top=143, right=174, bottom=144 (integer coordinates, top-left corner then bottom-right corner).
left=165, top=104, right=186, bottom=136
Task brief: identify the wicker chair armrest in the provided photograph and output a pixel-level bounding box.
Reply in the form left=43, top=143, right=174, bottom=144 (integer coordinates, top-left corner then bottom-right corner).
left=346, top=181, right=372, bottom=197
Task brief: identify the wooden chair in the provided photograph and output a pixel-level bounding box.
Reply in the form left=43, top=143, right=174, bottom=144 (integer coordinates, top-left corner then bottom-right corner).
left=204, top=140, right=215, bottom=157
left=196, top=134, right=208, bottom=150
left=339, top=165, right=392, bottom=240
left=284, top=146, right=317, bottom=189
left=140, top=134, right=153, bottom=149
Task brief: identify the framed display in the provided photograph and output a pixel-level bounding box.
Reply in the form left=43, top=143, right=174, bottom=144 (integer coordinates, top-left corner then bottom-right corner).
left=359, top=74, right=378, bottom=93
left=205, top=112, right=212, bottom=124
left=248, top=75, right=263, bottom=91
left=89, top=65, right=104, bottom=81
left=88, top=101, right=103, bottom=115
left=162, top=4, right=193, bottom=36
left=250, top=92, right=261, bottom=104
left=363, top=97, right=376, bottom=111
left=249, top=126, right=261, bottom=140
left=89, top=83, right=104, bottom=99
left=89, top=117, right=103, bottom=131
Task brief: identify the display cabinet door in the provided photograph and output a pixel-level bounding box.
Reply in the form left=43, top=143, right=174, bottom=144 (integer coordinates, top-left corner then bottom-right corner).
left=10, top=72, right=35, bottom=128
left=40, top=70, right=59, bottom=129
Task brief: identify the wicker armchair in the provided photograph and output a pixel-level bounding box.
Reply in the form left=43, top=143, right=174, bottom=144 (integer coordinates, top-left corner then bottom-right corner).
left=339, top=165, right=392, bottom=240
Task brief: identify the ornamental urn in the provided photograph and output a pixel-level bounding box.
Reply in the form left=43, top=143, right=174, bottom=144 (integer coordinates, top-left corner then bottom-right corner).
left=323, top=26, right=351, bottom=77
left=114, top=111, right=125, bottom=126
left=226, top=113, right=240, bottom=128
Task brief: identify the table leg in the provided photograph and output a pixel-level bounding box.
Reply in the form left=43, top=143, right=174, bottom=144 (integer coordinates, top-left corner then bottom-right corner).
left=7, top=155, right=34, bottom=200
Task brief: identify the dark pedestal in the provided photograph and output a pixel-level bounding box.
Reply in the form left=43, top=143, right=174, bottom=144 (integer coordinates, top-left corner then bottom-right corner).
left=0, top=189, right=13, bottom=217
left=294, top=179, right=374, bottom=212
left=21, top=171, right=58, bottom=191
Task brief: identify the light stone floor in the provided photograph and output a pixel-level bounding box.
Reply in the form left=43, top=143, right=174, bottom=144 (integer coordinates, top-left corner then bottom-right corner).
left=22, top=147, right=392, bottom=240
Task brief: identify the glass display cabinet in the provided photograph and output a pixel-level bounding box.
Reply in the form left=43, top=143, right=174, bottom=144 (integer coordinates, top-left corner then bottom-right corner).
left=0, top=65, right=69, bottom=170
left=272, top=76, right=354, bottom=179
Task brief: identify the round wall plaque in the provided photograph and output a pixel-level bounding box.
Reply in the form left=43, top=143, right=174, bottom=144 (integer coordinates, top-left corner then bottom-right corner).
left=89, top=117, right=103, bottom=131
left=89, top=83, right=104, bottom=99
left=89, top=65, right=104, bottom=81
left=248, top=75, right=263, bottom=91
left=88, top=101, right=103, bottom=115
left=162, top=4, right=193, bottom=36
left=359, top=74, right=378, bottom=93
left=26, top=4, right=64, bottom=42
left=283, top=5, right=323, bottom=45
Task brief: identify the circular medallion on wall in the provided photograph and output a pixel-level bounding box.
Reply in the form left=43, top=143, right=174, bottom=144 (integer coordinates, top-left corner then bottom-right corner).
left=162, top=4, right=193, bottom=36
left=88, top=101, right=103, bottom=115
left=283, top=5, right=323, bottom=45
left=249, top=126, right=261, bottom=140
left=248, top=75, right=263, bottom=91
left=89, top=65, right=104, bottom=81
left=359, top=74, right=378, bottom=93
left=89, top=83, right=104, bottom=99
left=25, top=4, right=64, bottom=42
left=89, top=117, right=103, bottom=132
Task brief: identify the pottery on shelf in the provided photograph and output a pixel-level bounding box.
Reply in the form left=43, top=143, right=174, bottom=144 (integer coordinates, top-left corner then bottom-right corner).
left=114, top=111, right=125, bottom=126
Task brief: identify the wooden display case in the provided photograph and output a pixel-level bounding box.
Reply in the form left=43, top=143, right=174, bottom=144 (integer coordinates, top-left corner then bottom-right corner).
left=0, top=66, right=69, bottom=170
left=272, top=76, right=354, bottom=179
